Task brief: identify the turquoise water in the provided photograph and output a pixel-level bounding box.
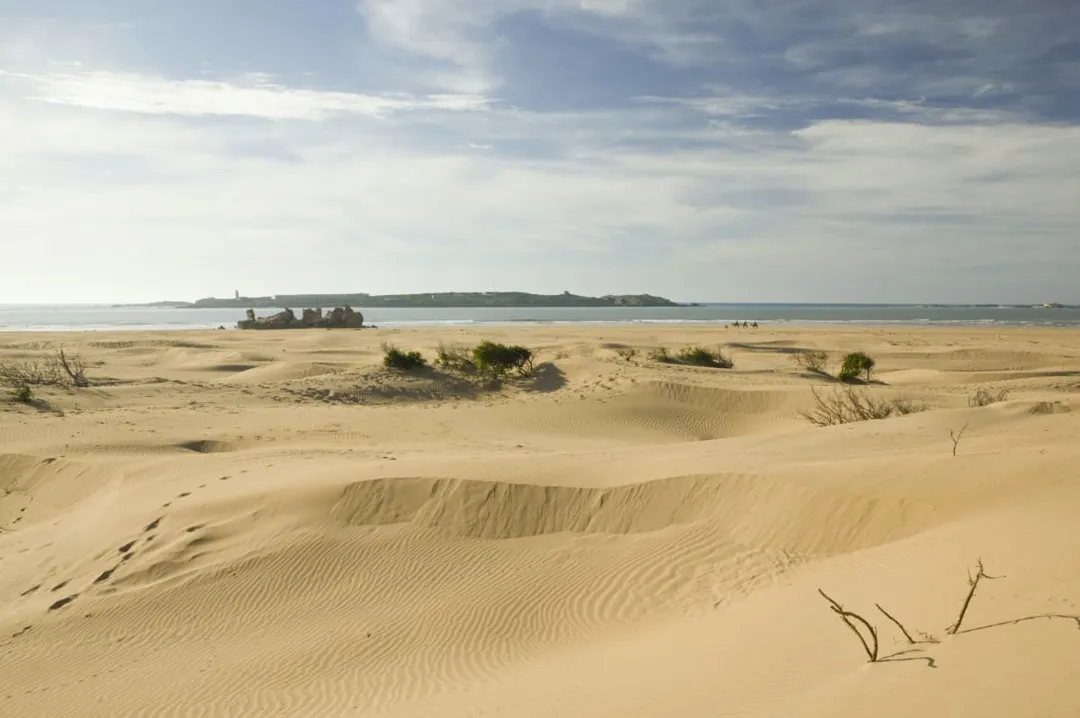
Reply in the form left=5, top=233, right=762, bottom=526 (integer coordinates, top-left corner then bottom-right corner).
left=1, top=304, right=1079, bottom=331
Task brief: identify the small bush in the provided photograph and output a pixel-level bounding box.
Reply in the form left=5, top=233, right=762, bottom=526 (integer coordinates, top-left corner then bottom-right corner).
left=472, top=341, right=535, bottom=378
left=800, top=386, right=926, bottom=426
left=10, top=385, right=33, bottom=404
left=839, top=352, right=876, bottom=383
left=0, top=347, right=91, bottom=388
left=968, top=387, right=1009, bottom=408
left=675, top=346, right=734, bottom=368
left=0, top=358, right=63, bottom=387
left=648, top=347, right=673, bottom=363
left=614, top=347, right=640, bottom=361
left=382, top=343, right=428, bottom=371
left=649, top=345, right=733, bottom=368
left=795, top=350, right=830, bottom=375
left=435, top=342, right=476, bottom=373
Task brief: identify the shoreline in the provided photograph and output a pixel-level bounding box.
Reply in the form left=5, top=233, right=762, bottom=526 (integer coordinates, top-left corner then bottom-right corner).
left=1, top=323, right=1076, bottom=341
left=2, top=319, right=1080, bottom=333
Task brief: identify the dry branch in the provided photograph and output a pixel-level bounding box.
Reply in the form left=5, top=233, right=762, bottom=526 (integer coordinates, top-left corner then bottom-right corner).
left=948, top=423, right=969, bottom=457
left=947, top=559, right=1004, bottom=635
left=875, top=603, right=917, bottom=645
left=800, top=386, right=925, bottom=426
left=819, top=589, right=879, bottom=662
left=57, top=348, right=89, bottom=387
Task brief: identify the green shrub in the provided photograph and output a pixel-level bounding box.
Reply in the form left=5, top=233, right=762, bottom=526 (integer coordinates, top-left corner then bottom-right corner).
left=435, top=342, right=476, bottom=373
left=839, top=352, right=875, bottom=383
left=382, top=343, right=428, bottom=371
left=675, top=346, right=734, bottom=368
left=472, top=341, right=535, bottom=378
left=649, top=345, right=732, bottom=368
left=10, top=384, right=33, bottom=404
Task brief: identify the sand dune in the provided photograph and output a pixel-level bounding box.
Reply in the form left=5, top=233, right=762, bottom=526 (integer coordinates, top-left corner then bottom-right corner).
left=1, top=325, right=1078, bottom=717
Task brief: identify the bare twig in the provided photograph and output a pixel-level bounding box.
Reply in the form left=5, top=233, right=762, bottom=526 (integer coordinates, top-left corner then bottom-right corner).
left=955, top=613, right=1080, bottom=636
left=56, top=347, right=89, bottom=388
left=879, top=653, right=938, bottom=668
left=947, top=559, right=1004, bottom=635
left=948, top=422, right=969, bottom=456
left=917, top=630, right=941, bottom=644
left=819, top=589, right=879, bottom=662
left=876, top=603, right=917, bottom=645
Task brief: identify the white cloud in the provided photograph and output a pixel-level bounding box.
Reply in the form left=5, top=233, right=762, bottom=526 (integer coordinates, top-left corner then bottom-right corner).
left=1, top=0, right=1078, bottom=304
left=3, top=77, right=1079, bottom=304
left=0, top=69, right=489, bottom=120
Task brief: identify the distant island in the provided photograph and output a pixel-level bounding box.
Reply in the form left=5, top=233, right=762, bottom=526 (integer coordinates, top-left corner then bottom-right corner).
left=119, top=291, right=691, bottom=309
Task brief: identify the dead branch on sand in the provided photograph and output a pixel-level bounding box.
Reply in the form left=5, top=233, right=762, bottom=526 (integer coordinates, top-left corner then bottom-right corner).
left=947, top=558, right=1004, bottom=635
left=819, top=589, right=879, bottom=662
left=875, top=603, right=918, bottom=645
left=948, top=422, right=969, bottom=457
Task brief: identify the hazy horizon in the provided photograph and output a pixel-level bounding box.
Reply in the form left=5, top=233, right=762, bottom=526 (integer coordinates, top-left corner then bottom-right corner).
left=1, top=295, right=1075, bottom=309
left=3, top=1, right=1078, bottom=305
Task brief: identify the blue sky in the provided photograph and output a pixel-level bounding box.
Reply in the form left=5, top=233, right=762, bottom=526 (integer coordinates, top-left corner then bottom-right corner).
left=1, top=0, right=1078, bottom=303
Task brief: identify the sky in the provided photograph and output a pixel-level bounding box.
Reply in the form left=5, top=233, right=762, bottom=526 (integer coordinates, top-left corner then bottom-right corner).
left=1, top=0, right=1078, bottom=304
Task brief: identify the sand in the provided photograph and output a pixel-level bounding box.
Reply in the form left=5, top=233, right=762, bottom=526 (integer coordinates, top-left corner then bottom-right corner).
left=1, top=325, right=1078, bottom=717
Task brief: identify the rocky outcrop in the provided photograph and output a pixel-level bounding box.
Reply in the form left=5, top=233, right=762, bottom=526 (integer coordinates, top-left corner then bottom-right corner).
left=237, top=308, right=302, bottom=330
left=324, top=306, right=364, bottom=328
left=237, top=306, right=365, bottom=330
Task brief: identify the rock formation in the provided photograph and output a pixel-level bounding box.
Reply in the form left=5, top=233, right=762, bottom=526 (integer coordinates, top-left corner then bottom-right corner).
left=237, top=306, right=365, bottom=330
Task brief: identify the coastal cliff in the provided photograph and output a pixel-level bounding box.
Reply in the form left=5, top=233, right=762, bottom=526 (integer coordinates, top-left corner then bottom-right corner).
left=130, top=291, right=687, bottom=309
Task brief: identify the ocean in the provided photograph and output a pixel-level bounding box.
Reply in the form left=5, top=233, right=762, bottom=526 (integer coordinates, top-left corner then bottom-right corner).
left=1, top=304, right=1079, bottom=331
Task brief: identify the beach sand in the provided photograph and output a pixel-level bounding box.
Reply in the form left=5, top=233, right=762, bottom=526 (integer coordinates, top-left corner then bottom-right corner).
left=1, top=325, right=1078, bottom=717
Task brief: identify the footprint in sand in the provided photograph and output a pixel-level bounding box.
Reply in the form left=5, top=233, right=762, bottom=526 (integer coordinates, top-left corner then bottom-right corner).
left=19, top=584, right=40, bottom=597
left=144, top=517, right=162, bottom=532
left=51, top=580, right=70, bottom=592
left=118, top=541, right=135, bottom=554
